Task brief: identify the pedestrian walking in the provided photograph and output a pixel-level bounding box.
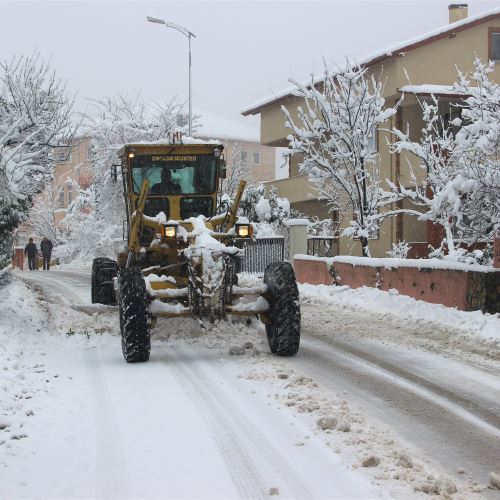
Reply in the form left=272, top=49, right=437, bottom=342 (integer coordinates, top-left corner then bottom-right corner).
left=40, top=237, right=53, bottom=270
left=24, top=238, right=38, bottom=271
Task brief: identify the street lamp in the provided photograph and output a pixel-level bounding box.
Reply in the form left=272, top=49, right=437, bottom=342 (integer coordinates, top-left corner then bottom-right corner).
left=147, top=16, right=196, bottom=136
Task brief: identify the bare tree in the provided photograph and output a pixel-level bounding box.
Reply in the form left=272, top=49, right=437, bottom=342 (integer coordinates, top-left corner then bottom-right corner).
left=283, top=60, right=403, bottom=257
left=25, top=184, right=63, bottom=244
left=57, top=94, right=188, bottom=262
left=222, top=141, right=250, bottom=201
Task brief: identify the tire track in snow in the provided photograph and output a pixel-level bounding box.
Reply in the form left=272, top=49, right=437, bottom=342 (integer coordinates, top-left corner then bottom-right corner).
left=302, top=334, right=500, bottom=437
left=159, top=345, right=316, bottom=500
left=157, top=347, right=268, bottom=500
left=297, top=334, right=500, bottom=491
left=21, top=272, right=87, bottom=307
left=83, top=347, right=129, bottom=498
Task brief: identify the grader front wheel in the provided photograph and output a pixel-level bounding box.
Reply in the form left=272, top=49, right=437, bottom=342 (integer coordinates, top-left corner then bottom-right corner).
left=263, top=261, right=301, bottom=356
left=117, top=266, right=151, bottom=363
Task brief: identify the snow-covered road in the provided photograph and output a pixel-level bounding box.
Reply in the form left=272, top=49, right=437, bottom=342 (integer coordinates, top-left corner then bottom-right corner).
left=2, top=269, right=499, bottom=499
left=298, top=306, right=500, bottom=496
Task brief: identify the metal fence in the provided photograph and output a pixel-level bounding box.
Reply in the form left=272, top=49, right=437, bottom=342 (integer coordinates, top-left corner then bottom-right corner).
left=235, top=237, right=286, bottom=274
left=307, top=237, right=336, bottom=258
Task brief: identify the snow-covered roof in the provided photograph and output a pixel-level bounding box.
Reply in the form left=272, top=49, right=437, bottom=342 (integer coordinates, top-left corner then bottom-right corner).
left=242, top=7, right=500, bottom=116
left=194, top=109, right=259, bottom=142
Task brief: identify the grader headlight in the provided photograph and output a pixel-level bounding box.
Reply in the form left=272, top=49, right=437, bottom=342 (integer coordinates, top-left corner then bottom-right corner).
left=161, top=224, right=178, bottom=238
left=236, top=223, right=252, bottom=238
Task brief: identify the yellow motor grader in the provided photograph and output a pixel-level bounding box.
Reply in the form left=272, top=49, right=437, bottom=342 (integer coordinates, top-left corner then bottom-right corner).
left=91, top=139, right=301, bottom=362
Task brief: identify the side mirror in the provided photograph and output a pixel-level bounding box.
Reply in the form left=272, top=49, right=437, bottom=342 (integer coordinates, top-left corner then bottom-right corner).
left=218, top=159, right=227, bottom=179
left=111, top=164, right=118, bottom=182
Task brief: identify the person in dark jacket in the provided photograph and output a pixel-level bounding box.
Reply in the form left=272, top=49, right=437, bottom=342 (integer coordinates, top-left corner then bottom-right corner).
left=24, top=238, right=38, bottom=271
left=40, top=237, right=53, bottom=270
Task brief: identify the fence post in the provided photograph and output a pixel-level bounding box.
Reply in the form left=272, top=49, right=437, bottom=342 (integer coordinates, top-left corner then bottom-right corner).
left=285, top=219, right=309, bottom=261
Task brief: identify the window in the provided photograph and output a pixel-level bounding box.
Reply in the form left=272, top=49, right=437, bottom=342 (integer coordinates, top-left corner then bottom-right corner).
left=239, top=150, right=248, bottom=163
left=367, top=127, right=378, bottom=153
left=87, top=146, right=93, bottom=161
left=131, top=154, right=217, bottom=195
left=180, top=197, right=213, bottom=219
left=489, top=28, right=500, bottom=61
left=59, top=189, right=65, bottom=207
left=252, top=151, right=261, bottom=165
left=67, top=184, right=72, bottom=205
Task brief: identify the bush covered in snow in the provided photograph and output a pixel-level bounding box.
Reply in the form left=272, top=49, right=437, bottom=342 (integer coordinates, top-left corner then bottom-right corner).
left=387, top=241, right=410, bottom=259
left=239, top=184, right=291, bottom=226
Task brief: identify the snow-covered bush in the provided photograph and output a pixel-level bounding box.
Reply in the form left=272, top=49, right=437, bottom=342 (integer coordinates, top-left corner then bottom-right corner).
left=239, top=184, right=290, bottom=226
left=307, top=217, right=338, bottom=238
left=283, top=60, right=403, bottom=257
left=387, top=241, right=410, bottom=259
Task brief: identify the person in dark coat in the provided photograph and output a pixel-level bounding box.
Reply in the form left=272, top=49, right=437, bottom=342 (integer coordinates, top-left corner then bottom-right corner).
left=24, top=238, right=38, bottom=271
left=40, top=237, right=53, bottom=270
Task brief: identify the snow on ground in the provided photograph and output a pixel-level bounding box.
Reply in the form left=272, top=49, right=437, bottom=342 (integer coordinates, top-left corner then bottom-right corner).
left=1, top=269, right=498, bottom=498
left=0, top=270, right=383, bottom=499
left=299, top=283, right=500, bottom=359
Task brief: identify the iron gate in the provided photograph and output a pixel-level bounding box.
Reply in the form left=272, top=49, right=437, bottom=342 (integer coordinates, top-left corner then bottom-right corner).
left=235, top=237, right=285, bottom=274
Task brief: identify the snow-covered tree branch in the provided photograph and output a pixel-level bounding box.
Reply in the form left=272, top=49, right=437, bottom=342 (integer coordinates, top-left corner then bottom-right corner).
left=57, top=94, right=188, bottom=263
left=222, top=141, right=250, bottom=201
left=0, top=53, right=76, bottom=262
left=391, top=58, right=500, bottom=252
left=283, top=60, right=399, bottom=256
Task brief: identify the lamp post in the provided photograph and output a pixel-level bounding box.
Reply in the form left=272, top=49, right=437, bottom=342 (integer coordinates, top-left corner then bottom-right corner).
left=147, top=16, right=196, bottom=136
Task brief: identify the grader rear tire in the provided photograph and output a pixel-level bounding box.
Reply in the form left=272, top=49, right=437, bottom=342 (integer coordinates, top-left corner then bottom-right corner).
left=117, top=266, right=151, bottom=363
left=263, top=261, right=301, bottom=356
left=91, top=258, right=118, bottom=305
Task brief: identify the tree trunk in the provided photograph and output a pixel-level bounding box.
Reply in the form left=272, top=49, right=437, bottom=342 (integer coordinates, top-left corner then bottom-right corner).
left=360, top=236, right=371, bottom=257
left=444, top=224, right=455, bottom=253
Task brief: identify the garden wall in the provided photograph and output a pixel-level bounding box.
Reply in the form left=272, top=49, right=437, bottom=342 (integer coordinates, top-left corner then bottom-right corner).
left=293, top=254, right=500, bottom=314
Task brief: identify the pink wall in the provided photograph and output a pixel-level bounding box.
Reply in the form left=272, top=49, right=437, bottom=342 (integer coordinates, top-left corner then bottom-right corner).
left=12, top=248, right=24, bottom=270
left=294, top=257, right=499, bottom=312
left=333, top=262, right=471, bottom=310
left=293, top=258, right=332, bottom=285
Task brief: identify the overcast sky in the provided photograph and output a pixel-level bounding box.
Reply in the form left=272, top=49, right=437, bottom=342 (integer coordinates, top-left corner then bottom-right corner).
left=1, top=0, right=498, bottom=132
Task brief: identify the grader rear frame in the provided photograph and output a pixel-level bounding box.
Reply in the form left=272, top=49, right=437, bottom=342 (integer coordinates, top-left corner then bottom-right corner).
left=91, top=139, right=301, bottom=362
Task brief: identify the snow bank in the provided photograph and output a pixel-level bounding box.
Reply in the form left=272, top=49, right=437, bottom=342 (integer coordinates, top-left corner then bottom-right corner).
left=294, top=254, right=496, bottom=273
left=299, top=283, right=500, bottom=345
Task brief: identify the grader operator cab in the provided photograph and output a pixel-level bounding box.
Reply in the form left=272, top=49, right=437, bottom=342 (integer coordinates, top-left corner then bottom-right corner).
left=91, top=139, right=301, bottom=362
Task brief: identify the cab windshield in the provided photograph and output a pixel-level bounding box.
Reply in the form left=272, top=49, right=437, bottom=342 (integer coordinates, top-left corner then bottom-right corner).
left=131, top=154, right=217, bottom=195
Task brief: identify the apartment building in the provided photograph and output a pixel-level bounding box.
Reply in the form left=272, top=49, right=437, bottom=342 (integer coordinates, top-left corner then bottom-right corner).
left=242, top=4, right=500, bottom=257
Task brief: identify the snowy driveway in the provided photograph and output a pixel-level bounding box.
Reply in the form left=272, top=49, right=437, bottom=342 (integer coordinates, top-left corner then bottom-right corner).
left=1, top=269, right=499, bottom=499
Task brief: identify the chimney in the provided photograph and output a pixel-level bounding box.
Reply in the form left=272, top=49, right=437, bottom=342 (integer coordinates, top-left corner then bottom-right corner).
left=449, top=4, right=468, bottom=24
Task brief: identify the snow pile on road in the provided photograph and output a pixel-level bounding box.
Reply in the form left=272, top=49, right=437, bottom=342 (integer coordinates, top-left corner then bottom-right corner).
left=240, top=358, right=485, bottom=499
left=300, top=283, right=500, bottom=352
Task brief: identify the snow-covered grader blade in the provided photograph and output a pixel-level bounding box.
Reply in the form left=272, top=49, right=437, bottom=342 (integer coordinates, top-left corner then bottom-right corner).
left=91, top=140, right=300, bottom=362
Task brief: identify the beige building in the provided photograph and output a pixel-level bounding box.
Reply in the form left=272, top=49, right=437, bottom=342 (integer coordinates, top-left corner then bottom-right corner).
left=194, top=110, right=277, bottom=185
left=242, top=5, right=500, bottom=257
left=53, top=137, right=92, bottom=225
